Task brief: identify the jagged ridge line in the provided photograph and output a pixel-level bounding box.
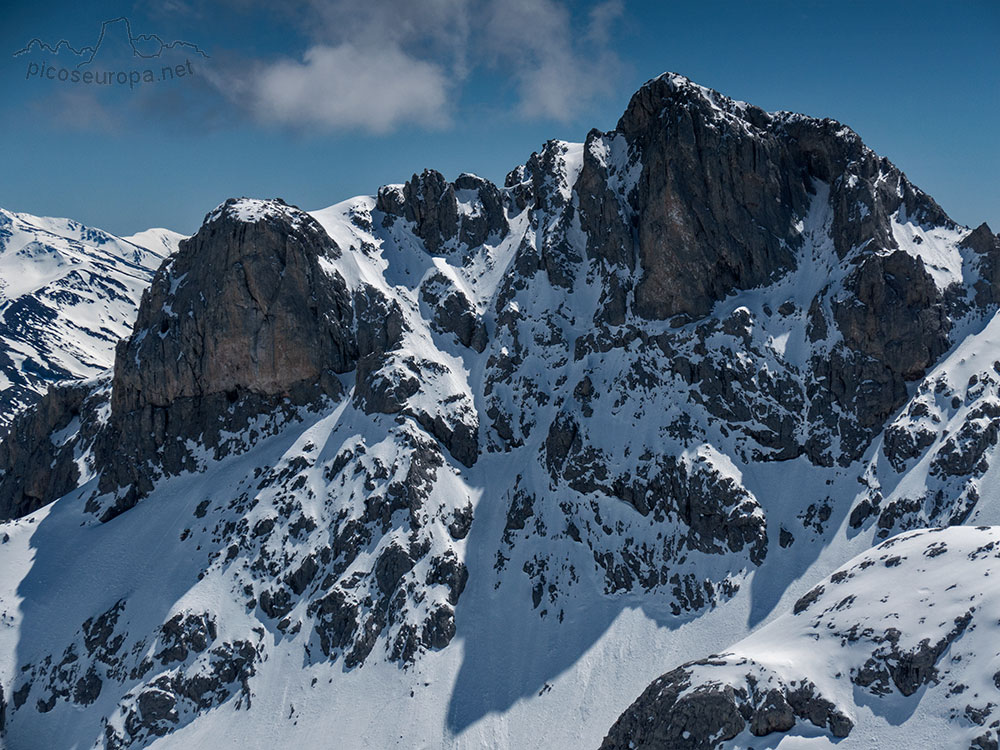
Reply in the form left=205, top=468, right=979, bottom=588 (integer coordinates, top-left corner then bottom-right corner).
left=12, top=16, right=209, bottom=69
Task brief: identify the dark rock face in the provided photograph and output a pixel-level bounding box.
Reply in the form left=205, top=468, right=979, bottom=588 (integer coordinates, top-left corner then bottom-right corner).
left=603, top=666, right=746, bottom=750
left=574, top=73, right=962, bottom=466
left=375, top=544, right=415, bottom=596
left=647, top=456, right=768, bottom=565
left=134, top=688, right=178, bottom=732
left=803, top=249, right=953, bottom=463
left=570, top=73, right=959, bottom=465
left=0, top=381, right=105, bottom=521
left=576, top=129, right=636, bottom=272
left=155, top=613, right=218, bottom=665
left=115, top=199, right=354, bottom=407
left=618, top=77, right=805, bottom=320
left=833, top=251, right=949, bottom=390
left=447, top=503, right=474, bottom=540
left=749, top=689, right=796, bottom=736
left=618, top=73, right=955, bottom=319
left=82, top=600, right=126, bottom=663
left=566, top=446, right=769, bottom=564
left=378, top=170, right=458, bottom=254
left=354, top=284, right=406, bottom=360
left=453, top=173, right=509, bottom=249
left=309, top=589, right=359, bottom=658
left=96, top=199, right=357, bottom=511
left=600, top=659, right=852, bottom=750
left=961, top=223, right=1000, bottom=306
left=421, top=273, right=487, bottom=352
left=421, top=604, right=456, bottom=650
left=852, top=611, right=973, bottom=697
left=376, top=169, right=508, bottom=253
left=933, top=404, right=1000, bottom=478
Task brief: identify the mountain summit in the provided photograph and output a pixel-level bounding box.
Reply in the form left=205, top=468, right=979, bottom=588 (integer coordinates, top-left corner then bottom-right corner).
left=1, top=74, right=999, bottom=750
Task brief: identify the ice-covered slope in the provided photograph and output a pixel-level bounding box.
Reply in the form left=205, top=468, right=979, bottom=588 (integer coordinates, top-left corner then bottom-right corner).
left=0, top=209, right=182, bottom=425
left=602, top=525, right=1000, bottom=750
left=0, top=73, right=998, bottom=749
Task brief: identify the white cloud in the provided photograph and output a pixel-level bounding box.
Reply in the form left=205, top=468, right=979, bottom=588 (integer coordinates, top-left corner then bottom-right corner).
left=209, top=0, right=624, bottom=132
left=482, top=0, right=625, bottom=122
left=587, top=0, right=625, bottom=45
left=249, top=42, right=451, bottom=133
left=303, top=0, right=471, bottom=72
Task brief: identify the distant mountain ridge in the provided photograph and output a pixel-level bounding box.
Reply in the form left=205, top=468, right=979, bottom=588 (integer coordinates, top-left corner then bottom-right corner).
left=0, top=208, right=182, bottom=426
left=0, top=73, right=998, bottom=750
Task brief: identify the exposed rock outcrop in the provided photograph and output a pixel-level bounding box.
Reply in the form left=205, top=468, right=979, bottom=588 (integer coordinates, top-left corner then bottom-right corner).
left=599, top=660, right=852, bottom=750
left=620, top=76, right=805, bottom=320
left=616, top=75, right=953, bottom=322
left=961, top=222, right=1000, bottom=306
left=95, top=198, right=357, bottom=516
left=0, top=381, right=104, bottom=521
left=376, top=169, right=508, bottom=253
left=112, top=198, right=355, bottom=408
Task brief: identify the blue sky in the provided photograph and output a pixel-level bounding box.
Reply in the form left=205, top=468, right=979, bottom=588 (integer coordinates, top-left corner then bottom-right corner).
left=0, top=0, right=996, bottom=236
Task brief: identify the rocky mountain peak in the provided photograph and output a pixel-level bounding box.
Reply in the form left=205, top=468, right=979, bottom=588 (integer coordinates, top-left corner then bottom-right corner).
left=205, top=196, right=312, bottom=228
left=90, top=198, right=357, bottom=516
left=962, top=221, right=998, bottom=249
left=604, top=74, right=956, bottom=322
left=617, top=72, right=773, bottom=139
left=112, top=197, right=354, bottom=414
left=375, top=169, right=508, bottom=254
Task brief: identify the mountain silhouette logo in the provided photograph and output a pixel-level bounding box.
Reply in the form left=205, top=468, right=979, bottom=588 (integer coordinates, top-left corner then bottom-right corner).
left=13, top=16, right=209, bottom=67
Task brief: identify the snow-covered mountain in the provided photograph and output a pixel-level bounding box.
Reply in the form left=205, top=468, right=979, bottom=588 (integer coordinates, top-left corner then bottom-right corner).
left=0, top=209, right=182, bottom=426
left=0, top=73, right=998, bottom=749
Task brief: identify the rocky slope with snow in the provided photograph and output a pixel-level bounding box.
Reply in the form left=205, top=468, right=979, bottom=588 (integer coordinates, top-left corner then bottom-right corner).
left=0, top=208, right=181, bottom=428
left=0, top=73, right=998, bottom=749
left=602, top=526, right=1000, bottom=750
